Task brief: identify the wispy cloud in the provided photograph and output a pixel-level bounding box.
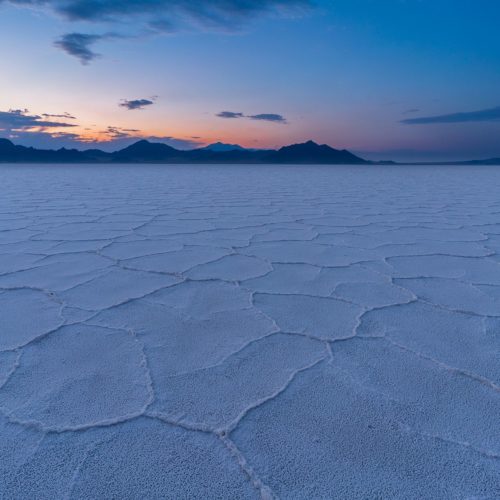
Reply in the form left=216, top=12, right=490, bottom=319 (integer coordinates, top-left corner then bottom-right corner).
left=0, top=109, right=77, bottom=130
left=3, top=0, right=312, bottom=61
left=216, top=111, right=245, bottom=119
left=85, top=129, right=204, bottom=151
left=53, top=33, right=104, bottom=64
left=42, top=112, right=77, bottom=120
left=6, top=130, right=89, bottom=150
left=119, top=99, right=156, bottom=111
left=216, top=111, right=287, bottom=124
left=5, top=0, right=311, bottom=28
left=85, top=126, right=203, bottom=150
left=401, top=106, right=500, bottom=125
left=0, top=108, right=85, bottom=150
left=248, top=113, right=287, bottom=123
left=53, top=31, right=127, bottom=63
left=7, top=130, right=203, bottom=152
left=0, top=107, right=204, bottom=151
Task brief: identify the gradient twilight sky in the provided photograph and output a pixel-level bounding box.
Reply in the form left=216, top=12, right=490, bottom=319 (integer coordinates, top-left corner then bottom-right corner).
left=1, top=0, right=499, bottom=161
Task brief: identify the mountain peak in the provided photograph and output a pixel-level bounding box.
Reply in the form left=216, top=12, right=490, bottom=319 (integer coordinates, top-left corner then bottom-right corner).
left=0, top=138, right=15, bottom=149
left=118, top=139, right=176, bottom=153
left=272, top=140, right=368, bottom=164
left=200, top=142, right=246, bottom=152
left=278, top=140, right=326, bottom=151
left=112, top=139, right=179, bottom=161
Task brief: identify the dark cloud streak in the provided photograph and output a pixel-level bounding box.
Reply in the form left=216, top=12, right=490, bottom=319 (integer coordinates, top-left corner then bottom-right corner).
left=53, top=33, right=103, bottom=64
left=216, top=111, right=244, bottom=119
left=3, top=0, right=311, bottom=63
left=43, top=112, right=77, bottom=119
left=216, top=111, right=287, bottom=123
left=0, top=109, right=77, bottom=130
left=248, top=113, right=286, bottom=123
left=3, top=0, right=311, bottom=28
left=401, top=106, right=500, bottom=124
left=119, top=99, right=155, bottom=111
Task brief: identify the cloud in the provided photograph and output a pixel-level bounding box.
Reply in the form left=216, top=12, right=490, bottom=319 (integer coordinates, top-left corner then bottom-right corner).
left=216, top=111, right=244, bottom=119
left=53, top=31, right=127, bottom=63
left=42, top=112, right=77, bottom=119
left=248, top=113, right=287, bottom=123
left=84, top=130, right=203, bottom=151
left=4, top=1, right=311, bottom=29
left=0, top=109, right=77, bottom=130
left=6, top=130, right=87, bottom=150
left=103, top=126, right=133, bottom=139
left=53, top=33, right=104, bottom=64
left=119, top=99, right=155, bottom=111
left=401, top=106, right=500, bottom=125
left=6, top=129, right=203, bottom=152
left=1, top=108, right=83, bottom=150
left=3, top=122, right=203, bottom=151
left=0, top=106, right=205, bottom=151
left=97, top=126, right=201, bottom=149
left=74, top=126, right=203, bottom=150
left=2, top=1, right=311, bottom=61
left=216, top=111, right=287, bottom=123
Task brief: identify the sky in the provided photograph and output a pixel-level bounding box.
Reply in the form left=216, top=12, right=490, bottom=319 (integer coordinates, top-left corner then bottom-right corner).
left=1, top=0, right=499, bottom=161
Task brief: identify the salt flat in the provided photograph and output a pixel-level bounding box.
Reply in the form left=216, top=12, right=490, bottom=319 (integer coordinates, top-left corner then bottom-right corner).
left=0, top=163, right=499, bottom=499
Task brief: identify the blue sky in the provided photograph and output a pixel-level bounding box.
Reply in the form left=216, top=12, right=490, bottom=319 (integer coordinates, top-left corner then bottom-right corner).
left=1, top=0, right=499, bottom=161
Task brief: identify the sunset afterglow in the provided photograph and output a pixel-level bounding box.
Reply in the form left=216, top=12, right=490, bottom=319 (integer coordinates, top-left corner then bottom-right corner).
left=1, top=0, right=500, bottom=161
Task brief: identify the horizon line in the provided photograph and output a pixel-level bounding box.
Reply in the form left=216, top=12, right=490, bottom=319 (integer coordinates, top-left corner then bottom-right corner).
left=1, top=136, right=500, bottom=165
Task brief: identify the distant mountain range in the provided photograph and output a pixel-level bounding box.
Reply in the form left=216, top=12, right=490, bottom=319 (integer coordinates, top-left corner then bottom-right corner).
left=0, top=138, right=369, bottom=164
left=0, top=137, right=499, bottom=165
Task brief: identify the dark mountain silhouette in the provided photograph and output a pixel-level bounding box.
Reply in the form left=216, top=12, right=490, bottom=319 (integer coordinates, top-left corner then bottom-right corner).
left=200, top=142, right=247, bottom=152
left=183, top=146, right=272, bottom=163
left=0, top=139, right=87, bottom=162
left=267, top=140, right=369, bottom=164
left=0, top=138, right=369, bottom=164
left=111, top=140, right=180, bottom=162
left=2, top=137, right=497, bottom=165
left=0, top=138, right=15, bottom=151
left=80, top=148, right=113, bottom=162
